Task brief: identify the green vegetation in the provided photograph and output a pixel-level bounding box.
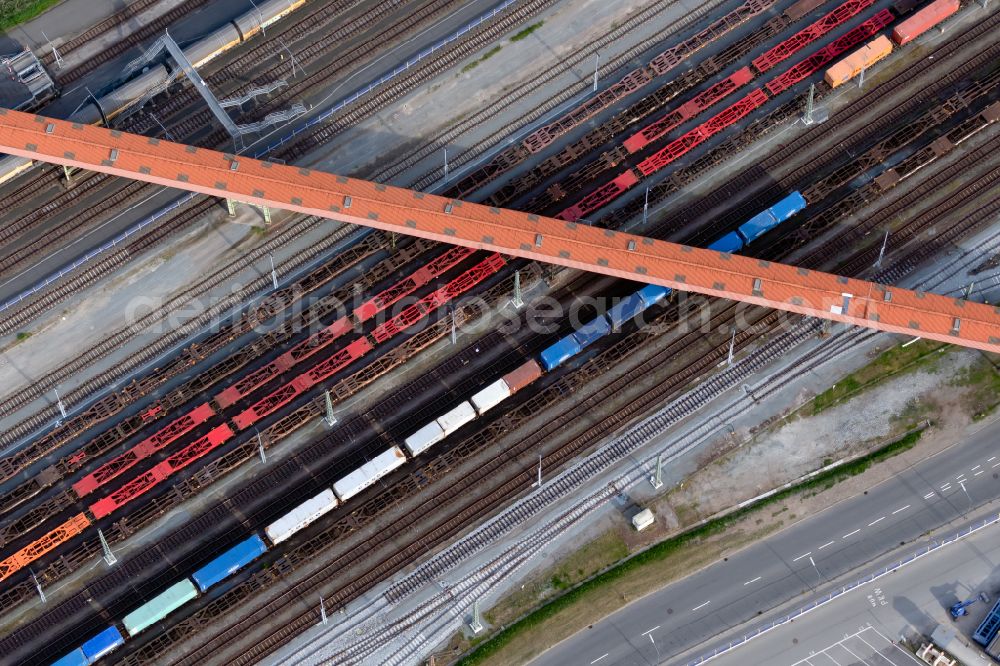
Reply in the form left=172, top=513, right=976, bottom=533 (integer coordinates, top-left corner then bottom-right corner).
left=461, top=45, right=503, bottom=73
left=950, top=357, right=1000, bottom=420
left=456, top=427, right=925, bottom=666
left=811, top=340, right=945, bottom=415
left=15, top=332, right=31, bottom=342
left=0, top=0, right=61, bottom=30
left=510, top=21, right=544, bottom=42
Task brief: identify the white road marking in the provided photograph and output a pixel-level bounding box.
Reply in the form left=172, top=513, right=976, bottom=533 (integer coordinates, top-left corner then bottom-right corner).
left=989, top=456, right=996, bottom=462
left=692, top=601, right=711, bottom=612
left=868, top=516, right=885, bottom=526
left=818, top=540, right=835, bottom=550
left=866, top=625, right=925, bottom=664
left=892, top=505, right=910, bottom=515
left=839, top=642, right=872, bottom=665
left=941, top=483, right=952, bottom=491
left=993, top=462, right=1000, bottom=468
left=641, top=625, right=660, bottom=636
left=972, top=465, right=982, bottom=471
left=792, top=552, right=812, bottom=562
left=843, top=529, right=861, bottom=539
left=744, top=576, right=762, bottom=585
left=923, top=492, right=936, bottom=500
left=956, top=475, right=967, bottom=482
left=590, top=654, right=609, bottom=664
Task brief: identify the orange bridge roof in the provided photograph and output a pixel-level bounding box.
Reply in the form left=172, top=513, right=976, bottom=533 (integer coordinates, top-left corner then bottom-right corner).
left=0, top=108, right=997, bottom=352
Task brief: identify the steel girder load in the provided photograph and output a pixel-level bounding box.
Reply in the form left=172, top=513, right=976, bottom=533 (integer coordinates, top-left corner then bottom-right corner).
left=752, top=0, right=878, bottom=73
left=0, top=513, right=90, bottom=583
left=72, top=403, right=216, bottom=497
left=89, top=425, right=234, bottom=519
left=766, top=11, right=894, bottom=95
left=624, top=67, right=755, bottom=153
left=637, top=88, right=770, bottom=176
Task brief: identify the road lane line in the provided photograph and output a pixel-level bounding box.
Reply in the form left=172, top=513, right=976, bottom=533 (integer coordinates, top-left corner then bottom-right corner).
left=993, top=462, right=1000, bottom=468
left=641, top=625, right=660, bottom=636
left=923, top=492, right=936, bottom=500
left=975, top=470, right=985, bottom=476
left=591, top=654, right=609, bottom=664
left=792, top=552, right=812, bottom=562
left=692, top=601, right=711, bottom=612
left=972, top=465, right=982, bottom=471
left=818, top=540, right=835, bottom=550
left=868, top=516, right=885, bottom=526
left=744, top=576, right=762, bottom=585
left=892, top=505, right=910, bottom=515
left=843, top=529, right=861, bottom=539
left=989, top=456, right=997, bottom=462
left=941, top=483, right=952, bottom=491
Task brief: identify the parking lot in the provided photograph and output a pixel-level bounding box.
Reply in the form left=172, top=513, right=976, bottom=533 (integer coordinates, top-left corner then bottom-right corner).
left=791, top=627, right=924, bottom=666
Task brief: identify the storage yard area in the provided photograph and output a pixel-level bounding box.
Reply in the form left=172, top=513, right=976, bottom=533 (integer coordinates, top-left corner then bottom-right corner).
left=0, top=0, right=998, bottom=664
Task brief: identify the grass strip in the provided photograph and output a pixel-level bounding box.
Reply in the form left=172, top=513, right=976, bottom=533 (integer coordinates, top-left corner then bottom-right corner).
left=811, top=340, right=945, bottom=415
left=456, top=427, right=925, bottom=665
left=0, top=0, right=62, bottom=30
left=510, top=21, right=544, bottom=41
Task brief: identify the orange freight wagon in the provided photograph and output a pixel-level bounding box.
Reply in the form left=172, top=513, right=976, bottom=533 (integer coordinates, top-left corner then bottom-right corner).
left=824, top=35, right=893, bottom=88
left=892, top=0, right=960, bottom=45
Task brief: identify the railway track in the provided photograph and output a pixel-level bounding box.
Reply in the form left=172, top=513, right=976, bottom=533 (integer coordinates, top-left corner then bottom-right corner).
left=1, top=0, right=1000, bottom=660
left=0, top=0, right=555, bottom=431
left=150, top=58, right=1000, bottom=666
left=38, top=0, right=215, bottom=85
left=367, top=0, right=742, bottom=186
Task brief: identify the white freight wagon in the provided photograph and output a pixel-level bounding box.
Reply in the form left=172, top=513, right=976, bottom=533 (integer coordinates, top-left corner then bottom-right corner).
left=333, top=447, right=406, bottom=500
left=404, top=421, right=446, bottom=456
left=436, top=401, right=476, bottom=436
left=470, top=379, right=511, bottom=415
left=265, top=489, right=338, bottom=544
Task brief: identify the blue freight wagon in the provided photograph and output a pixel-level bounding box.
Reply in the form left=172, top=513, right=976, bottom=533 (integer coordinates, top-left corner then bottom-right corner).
left=51, top=649, right=88, bottom=666
left=192, top=534, right=268, bottom=592
left=81, top=626, right=124, bottom=662
left=707, top=232, right=743, bottom=254
left=737, top=191, right=807, bottom=244
left=636, top=285, right=670, bottom=307
left=572, top=316, right=611, bottom=348
left=608, top=293, right=646, bottom=329
left=539, top=336, right=582, bottom=371
left=770, top=191, right=807, bottom=222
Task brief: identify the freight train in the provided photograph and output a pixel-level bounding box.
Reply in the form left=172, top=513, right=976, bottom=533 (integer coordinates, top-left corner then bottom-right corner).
left=0, top=0, right=307, bottom=185
left=46, top=190, right=807, bottom=665
left=0, top=252, right=507, bottom=587
left=556, top=0, right=964, bottom=223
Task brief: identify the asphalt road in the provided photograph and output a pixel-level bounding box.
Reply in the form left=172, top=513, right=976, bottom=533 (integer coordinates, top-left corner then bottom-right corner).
left=530, top=416, right=1000, bottom=666
left=697, top=508, right=1000, bottom=666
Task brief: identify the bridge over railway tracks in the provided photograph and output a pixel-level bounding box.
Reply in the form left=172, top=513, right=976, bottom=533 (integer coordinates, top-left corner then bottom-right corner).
left=0, top=108, right=997, bottom=351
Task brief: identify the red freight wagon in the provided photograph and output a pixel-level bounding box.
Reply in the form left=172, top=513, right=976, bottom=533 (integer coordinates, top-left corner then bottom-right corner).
left=891, top=0, right=960, bottom=45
